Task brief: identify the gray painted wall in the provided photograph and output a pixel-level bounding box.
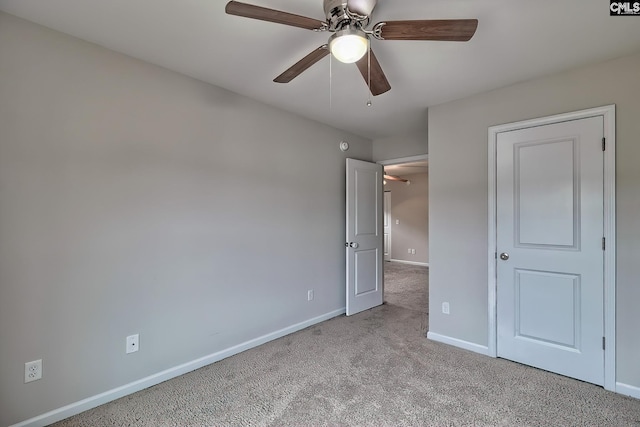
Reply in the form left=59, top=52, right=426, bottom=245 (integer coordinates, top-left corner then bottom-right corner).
left=385, top=173, right=429, bottom=264
left=0, top=12, right=372, bottom=426
left=372, top=131, right=428, bottom=162
left=428, top=51, right=640, bottom=390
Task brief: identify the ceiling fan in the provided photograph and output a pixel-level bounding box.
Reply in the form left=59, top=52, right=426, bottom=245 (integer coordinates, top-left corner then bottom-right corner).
left=225, top=0, right=478, bottom=96
left=383, top=173, right=409, bottom=183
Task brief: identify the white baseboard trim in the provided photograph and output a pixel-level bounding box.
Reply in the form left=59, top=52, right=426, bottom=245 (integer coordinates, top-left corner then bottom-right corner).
left=11, top=308, right=346, bottom=427
left=426, top=331, right=490, bottom=356
left=389, top=259, right=429, bottom=267
left=616, top=382, right=640, bottom=400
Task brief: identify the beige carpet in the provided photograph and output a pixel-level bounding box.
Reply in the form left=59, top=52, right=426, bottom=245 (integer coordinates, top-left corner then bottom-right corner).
left=51, top=262, right=640, bottom=426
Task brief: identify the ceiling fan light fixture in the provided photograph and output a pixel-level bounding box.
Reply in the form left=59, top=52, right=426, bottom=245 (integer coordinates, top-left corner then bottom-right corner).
left=329, top=28, right=368, bottom=63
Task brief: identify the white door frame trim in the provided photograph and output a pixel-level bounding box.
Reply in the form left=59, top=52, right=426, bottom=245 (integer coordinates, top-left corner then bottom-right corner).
left=377, top=154, right=428, bottom=167
left=487, top=105, right=616, bottom=391
left=384, top=191, right=392, bottom=261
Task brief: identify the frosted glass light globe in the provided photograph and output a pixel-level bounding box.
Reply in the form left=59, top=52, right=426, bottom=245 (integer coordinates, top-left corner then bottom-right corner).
left=329, top=29, right=368, bottom=64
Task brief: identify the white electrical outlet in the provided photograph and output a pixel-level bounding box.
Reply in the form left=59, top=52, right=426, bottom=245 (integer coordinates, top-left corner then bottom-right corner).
left=24, top=359, right=42, bottom=383
left=407, top=248, right=411, bottom=254
left=442, top=302, right=450, bottom=315
left=126, top=334, right=139, bottom=354
left=411, top=249, right=416, bottom=254
left=307, top=290, right=314, bottom=301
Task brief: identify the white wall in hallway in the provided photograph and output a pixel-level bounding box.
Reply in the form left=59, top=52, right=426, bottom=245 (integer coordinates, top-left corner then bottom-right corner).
left=385, top=173, right=428, bottom=264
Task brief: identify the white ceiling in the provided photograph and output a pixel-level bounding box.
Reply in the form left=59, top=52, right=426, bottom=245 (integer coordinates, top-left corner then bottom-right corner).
left=2, top=0, right=639, bottom=140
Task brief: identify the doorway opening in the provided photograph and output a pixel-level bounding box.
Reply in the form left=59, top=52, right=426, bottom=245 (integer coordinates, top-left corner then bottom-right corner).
left=344, top=155, right=428, bottom=316
left=378, top=155, right=429, bottom=268
left=378, top=155, right=429, bottom=315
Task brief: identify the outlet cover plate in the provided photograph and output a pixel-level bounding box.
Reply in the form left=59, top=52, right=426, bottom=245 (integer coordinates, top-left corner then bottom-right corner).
left=126, top=334, right=139, bottom=354
left=442, top=302, right=450, bottom=315
left=25, top=359, right=42, bottom=383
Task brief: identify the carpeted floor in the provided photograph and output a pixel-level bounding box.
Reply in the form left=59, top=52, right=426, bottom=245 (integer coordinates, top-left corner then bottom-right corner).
left=51, top=262, right=640, bottom=426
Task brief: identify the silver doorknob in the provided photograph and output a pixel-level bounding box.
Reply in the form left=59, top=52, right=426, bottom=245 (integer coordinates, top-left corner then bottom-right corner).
left=350, top=242, right=359, bottom=249
left=499, top=252, right=509, bottom=261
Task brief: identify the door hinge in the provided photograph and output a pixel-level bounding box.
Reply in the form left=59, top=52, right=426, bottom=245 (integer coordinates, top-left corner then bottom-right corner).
left=602, top=237, right=606, bottom=251
left=602, top=137, right=606, bottom=151
left=602, top=336, right=606, bottom=350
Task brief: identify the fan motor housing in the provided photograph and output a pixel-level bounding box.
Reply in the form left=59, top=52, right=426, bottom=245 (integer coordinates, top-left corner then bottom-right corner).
left=323, top=0, right=375, bottom=30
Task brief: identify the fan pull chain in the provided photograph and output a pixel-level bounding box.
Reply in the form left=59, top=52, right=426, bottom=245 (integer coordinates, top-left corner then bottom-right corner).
left=366, top=38, right=372, bottom=107
left=329, top=52, right=332, bottom=109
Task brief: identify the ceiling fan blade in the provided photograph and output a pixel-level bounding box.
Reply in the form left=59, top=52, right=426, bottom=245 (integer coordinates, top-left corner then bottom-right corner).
left=376, top=19, right=478, bottom=41
left=384, top=174, right=409, bottom=183
left=355, top=48, right=391, bottom=96
left=225, top=1, right=326, bottom=31
left=274, top=46, right=330, bottom=83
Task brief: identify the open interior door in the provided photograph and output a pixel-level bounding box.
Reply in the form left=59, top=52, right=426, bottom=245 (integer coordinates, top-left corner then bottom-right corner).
left=346, top=158, right=384, bottom=316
